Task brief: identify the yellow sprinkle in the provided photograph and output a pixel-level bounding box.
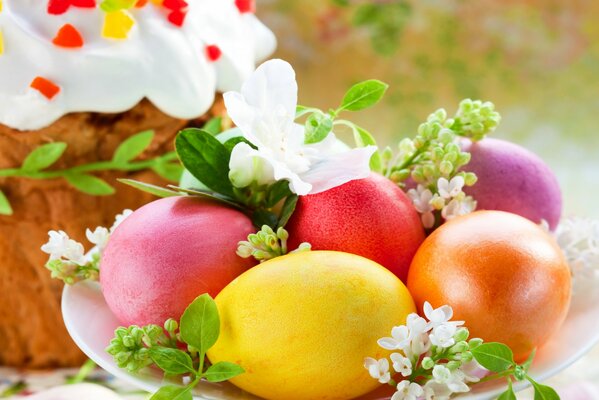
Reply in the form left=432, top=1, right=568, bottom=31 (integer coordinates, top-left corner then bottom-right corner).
left=150, top=0, right=163, bottom=4
left=102, top=10, right=135, bottom=40
left=0, top=1, right=3, bottom=13
left=0, top=30, right=4, bottom=55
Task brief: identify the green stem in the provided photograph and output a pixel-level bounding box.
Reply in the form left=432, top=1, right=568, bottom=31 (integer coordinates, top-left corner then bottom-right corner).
left=478, top=369, right=514, bottom=383
left=0, top=152, right=178, bottom=179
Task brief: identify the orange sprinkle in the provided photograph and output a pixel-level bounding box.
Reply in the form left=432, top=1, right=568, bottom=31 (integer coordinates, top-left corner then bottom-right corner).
left=52, top=24, right=84, bottom=48
left=135, top=0, right=148, bottom=6
left=30, top=77, right=61, bottom=100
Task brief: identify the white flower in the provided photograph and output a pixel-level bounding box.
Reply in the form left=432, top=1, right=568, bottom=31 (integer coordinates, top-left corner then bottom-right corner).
left=392, top=381, right=424, bottom=400
left=429, top=324, right=457, bottom=348
left=378, top=325, right=411, bottom=351
left=364, top=357, right=391, bottom=384
left=423, top=302, right=463, bottom=329
left=459, top=361, right=484, bottom=383
left=437, top=176, right=465, bottom=199
left=111, top=209, right=133, bottom=232
left=432, top=366, right=470, bottom=393
left=408, top=331, right=432, bottom=358
left=224, top=59, right=376, bottom=195
left=423, top=380, right=453, bottom=400
left=390, top=353, right=413, bottom=377
left=407, top=185, right=435, bottom=228
left=86, top=227, right=110, bottom=252
left=441, top=196, right=476, bottom=220
left=41, top=230, right=86, bottom=265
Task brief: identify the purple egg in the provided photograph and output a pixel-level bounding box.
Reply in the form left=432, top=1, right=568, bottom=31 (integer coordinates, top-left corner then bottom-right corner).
left=462, top=138, right=562, bottom=230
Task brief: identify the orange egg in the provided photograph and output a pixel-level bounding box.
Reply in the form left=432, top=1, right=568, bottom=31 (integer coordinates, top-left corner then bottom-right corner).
left=407, top=210, right=571, bottom=361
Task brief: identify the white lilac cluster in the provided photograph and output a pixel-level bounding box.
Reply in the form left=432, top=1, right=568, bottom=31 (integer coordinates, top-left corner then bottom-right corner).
left=407, top=177, right=477, bottom=229
left=40, top=210, right=132, bottom=284
left=364, top=302, right=485, bottom=400
left=554, top=217, right=599, bottom=299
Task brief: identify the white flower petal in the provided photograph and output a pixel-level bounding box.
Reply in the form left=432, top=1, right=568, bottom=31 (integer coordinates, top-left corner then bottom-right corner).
left=299, top=146, right=376, bottom=194
left=228, top=142, right=276, bottom=188
left=378, top=337, right=401, bottom=350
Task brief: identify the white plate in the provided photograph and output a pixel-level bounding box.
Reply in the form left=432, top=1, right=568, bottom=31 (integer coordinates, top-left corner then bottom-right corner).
left=62, top=282, right=599, bottom=400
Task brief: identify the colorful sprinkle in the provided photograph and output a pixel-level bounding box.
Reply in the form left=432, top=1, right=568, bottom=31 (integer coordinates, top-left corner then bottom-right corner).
left=235, top=0, right=255, bottom=14
left=162, top=0, right=187, bottom=10
left=0, top=1, right=3, bottom=12
left=205, top=45, right=222, bottom=62
left=47, top=0, right=96, bottom=15
left=102, top=10, right=135, bottom=39
left=30, top=77, right=61, bottom=100
left=0, top=30, right=4, bottom=55
left=167, top=9, right=187, bottom=27
left=52, top=24, right=84, bottom=48
left=135, top=0, right=148, bottom=7
left=100, top=0, right=136, bottom=12
left=71, top=0, right=96, bottom=8
left=47, top=0, right=70, bottom=15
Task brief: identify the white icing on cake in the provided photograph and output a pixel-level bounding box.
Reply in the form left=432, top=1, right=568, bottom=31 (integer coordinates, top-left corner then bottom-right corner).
left=0, top=0, right=276, bottom=130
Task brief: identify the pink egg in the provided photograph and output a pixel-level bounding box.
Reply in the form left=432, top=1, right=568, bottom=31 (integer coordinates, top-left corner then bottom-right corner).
left=462, top=138, right=562, bottom=230
left=100, top=197, right=256, bottom=326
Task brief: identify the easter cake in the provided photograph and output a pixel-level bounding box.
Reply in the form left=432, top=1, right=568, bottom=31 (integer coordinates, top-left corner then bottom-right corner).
left=0, top=0, right=274, bottom=367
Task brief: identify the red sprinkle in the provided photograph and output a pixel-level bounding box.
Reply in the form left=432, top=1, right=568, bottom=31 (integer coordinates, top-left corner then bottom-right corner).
left=30, top=77, right=61, bottom=100
left=70, top=0, right=96, bottom=7
left=47, top=0, right=96, bottom=15
left=47, top=0, right=70, bottom=15
left=163, top=0, right=187, bottom=10
left=52, top=24, right=84, bottom=48
left=167, top=9, right=187, bottom=27
left=205, top=44, right=222, bottom=62
left=235, top=0, right=255, bottom=13
left=135, top=0, right=148, bottom=7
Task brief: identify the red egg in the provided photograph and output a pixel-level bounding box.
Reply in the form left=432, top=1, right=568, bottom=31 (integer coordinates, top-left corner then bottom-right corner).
left=286, top=173, right=425, bottom=282
left=101, top=197, right=255, bottom=326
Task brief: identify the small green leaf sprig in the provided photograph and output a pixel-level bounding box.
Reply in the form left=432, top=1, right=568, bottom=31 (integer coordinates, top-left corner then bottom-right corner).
left=107, top=294, right=244, bottom=400
left=383, top=99, right=501, bottom=229
left=296, top=79, right=388, bottom=172
left=0, top=130, right=183, bottom=216
left=237, top=225, right=312, bottom=263
left=364, top=302, right=558, bottom=400
left=123, top=80, right=389, bottom=230
left=41, top=209, right=132, bottom=284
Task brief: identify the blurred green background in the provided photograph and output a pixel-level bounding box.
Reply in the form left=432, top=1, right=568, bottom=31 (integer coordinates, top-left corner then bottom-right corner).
left=258, top=0, right=599, bottom=218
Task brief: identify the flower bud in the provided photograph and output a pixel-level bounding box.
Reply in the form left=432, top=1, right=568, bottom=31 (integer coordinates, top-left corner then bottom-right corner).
left=164, top=318, right=178, bottom=333
left=439, top=161, right=453, bottom=175
left=446, top=360, right=461, bottom=371
left=514, top=365, right=526, bottom=381
left=421, top=357, right=435, bottom=370
left=449, top=341, right=469, bottom=354
left=461, top=351, right=473, bottom=362
left=277, top=227, right=289, bottom=241
left=468, top=338, right=483, bottom=349
left=454, top=327, right=470, bottom=342
left=464, top=172, right=478, bottom=186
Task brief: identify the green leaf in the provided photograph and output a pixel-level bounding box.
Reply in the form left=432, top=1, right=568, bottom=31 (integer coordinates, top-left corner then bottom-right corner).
left=204, top=361, right=245, bottom=383
left=252, top=209, right=279, bottom=229
left=168, top=186, right=243, bottom=210
left=527, top=376, right=560, bottom=400
left=339, top=79, right=388, bottom=112
left=149, top=385, right=192, bottom=400
left=149, top=347, right=195, bottom=375
left=223, top=136, right=256, bottom=153
left=521, top=348, right=537, bottom=372
left=277, top=194, right=298, bottom=229
left=113, top=130, right=154, bottom=164
left=471, top=342, right=515, bottom=373
left=265, top=180, right=292, bottom=208
left=203, top=117, right=223, bottom=136
left=118, top=179, right=181, bottom=198
left=0, top=190, right=13, bottom=216
left=352, top=124, right=382, bottom=172
left=65, top=174, right=115, bottom=196
left=21, top=142, right=67, bottom=172
left=179, top=294, right=220, bottom=356
left=497, top=380, right=517, bottom=400
left=151, top=162, right=184, bottom=182
left=304, top=113, right=333, bottom=144
left=175, top=128, right=235, bottom=198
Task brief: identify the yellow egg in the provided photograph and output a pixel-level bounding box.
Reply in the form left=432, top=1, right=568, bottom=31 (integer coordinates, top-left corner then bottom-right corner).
left=207, top=251, right=416, bottom=400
